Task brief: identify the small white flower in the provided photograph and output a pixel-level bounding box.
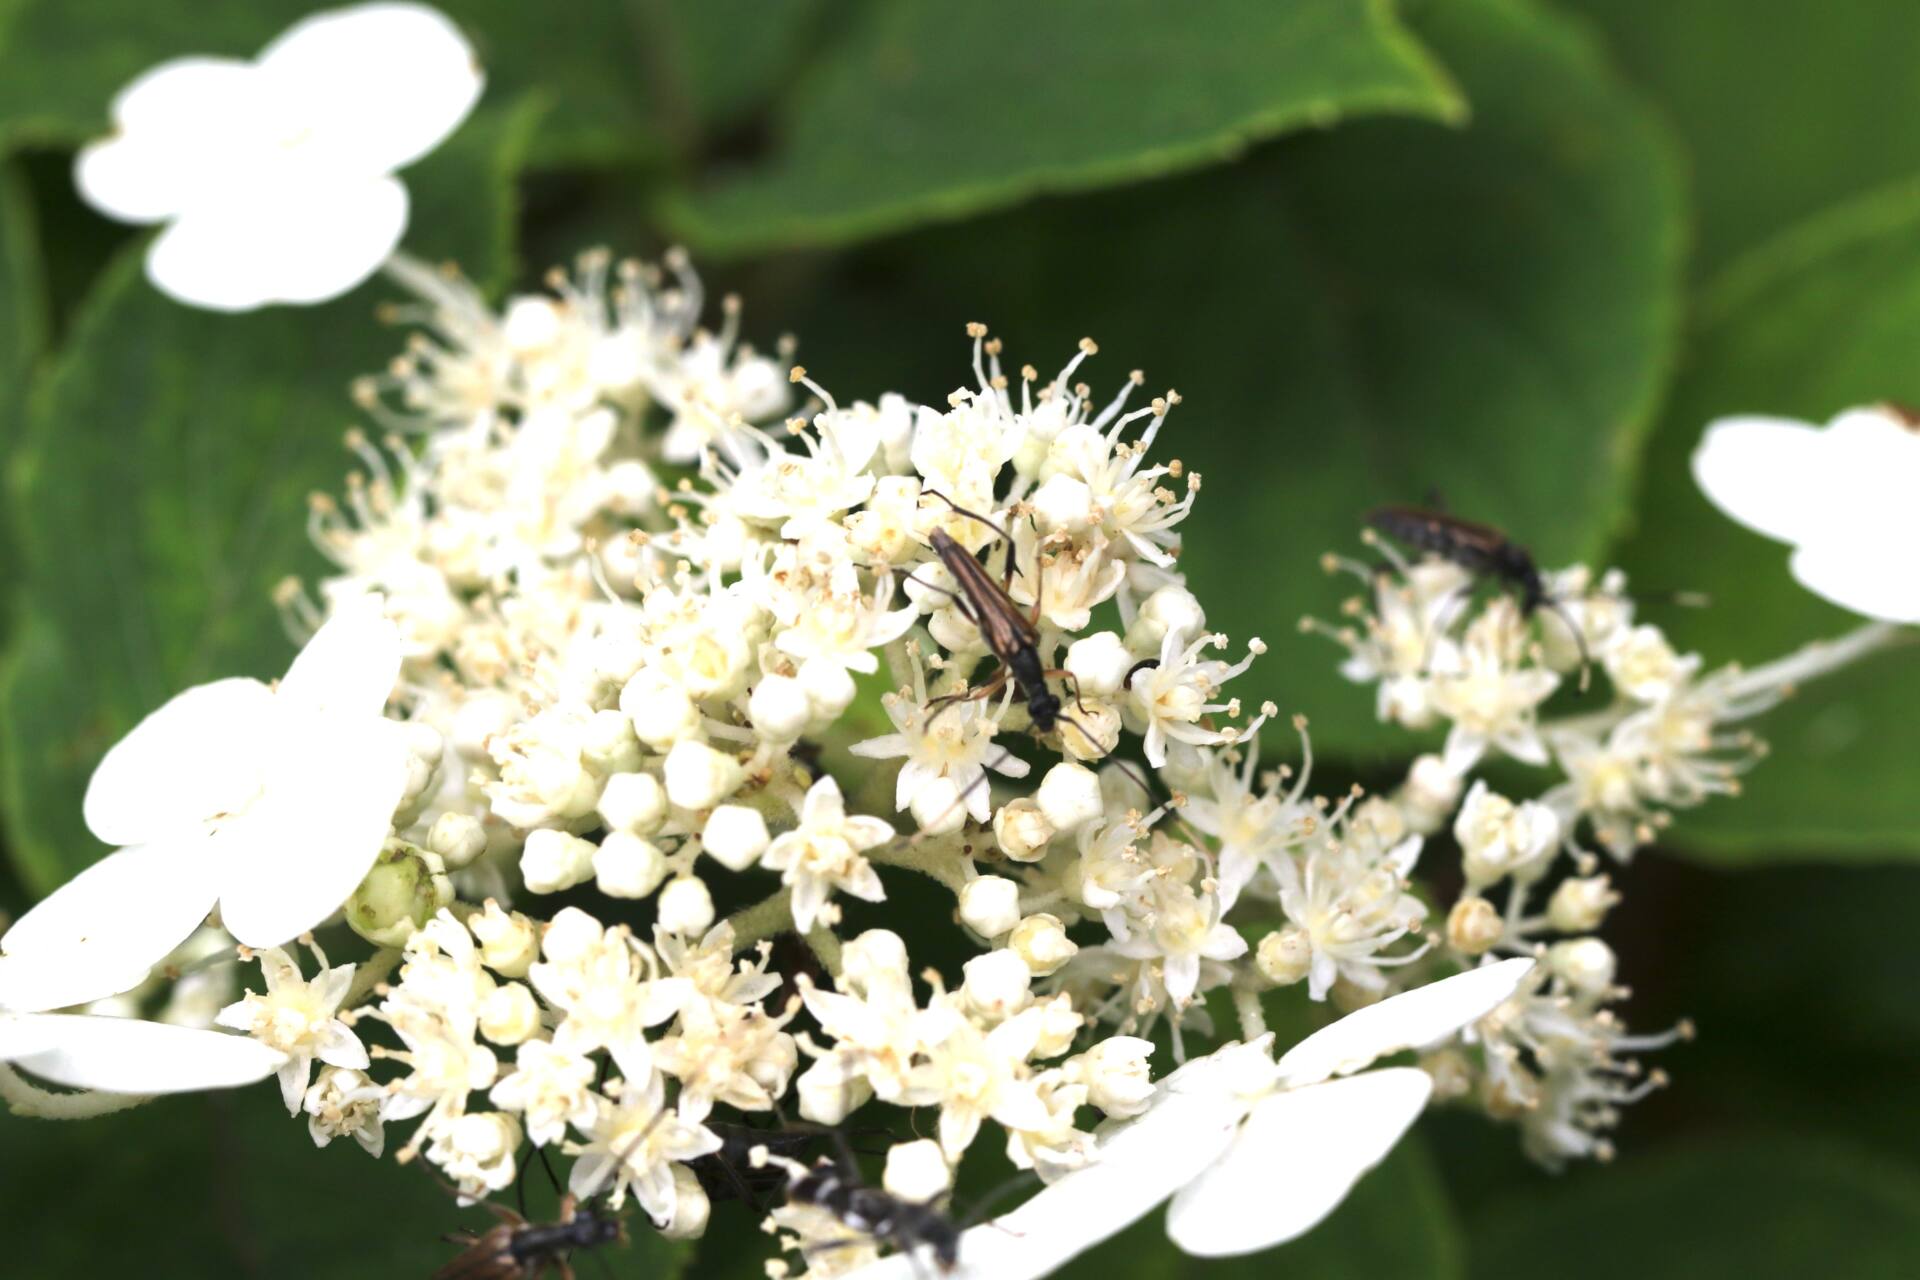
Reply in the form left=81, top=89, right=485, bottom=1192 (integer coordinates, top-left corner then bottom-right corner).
left=304, top=1065, right=387, bottom=1156
left=883, top=1138, right=952, bottom=1202
left=1693, top=406, right=1920, bottom=621
left=759, top=777, right=894, bottom=933
left=489, top=1038, right=598, bottom=1146
left=564, top=1073, right=721, bottom=1223
left=75, top=3, right=483, bottom=310
left=215, top=940, right=367, bottom=1113
left=427, top=1110, right=522, bottom=1201
left=851, top=689, right=1030, bottom=826
left=0, top=603, right=410, bottom=1012
left=1454, top=781, right=1561, bottom=888
left=1429, top=600, right=1559, bottom=771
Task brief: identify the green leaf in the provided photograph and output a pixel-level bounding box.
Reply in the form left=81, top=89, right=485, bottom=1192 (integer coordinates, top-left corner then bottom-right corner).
left=1611, top=180, right=1920, bottom=861
left=0, top=99, right=534, bottom=895
left=735, top=0, right=1683, bottom=755
left=1044, top=1136, right=1460, bottom=1279
left=668, top=0, right=1465, bottom=255
left=1469, top=1137, right=1920, bottom=1280
left=0, top=1089, right=691, bottom=1277
left=0, top=154, right=40, bottom=407
left=1562, top=0, right=1920, bottom=275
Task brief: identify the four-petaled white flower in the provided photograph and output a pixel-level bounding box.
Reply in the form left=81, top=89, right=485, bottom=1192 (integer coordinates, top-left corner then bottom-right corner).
left=75, top=2, right=483, bottom=310
left=835, top=959, right=1534, bottom=1279
left=563, top=1072, right=722, bottom=1224
left=0, top=602, right=411, bottom=1013
left=760, top=777, right=895, bottom=932
left=216, top=940, right=368, bottom=1113
left=1693, top=406, right=1920, bottom=622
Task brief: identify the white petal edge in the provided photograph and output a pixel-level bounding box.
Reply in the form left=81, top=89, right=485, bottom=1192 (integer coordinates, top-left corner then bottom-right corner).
left=215, top=713, right=411, bottom=948
left=145, top=176, right=407, bottom=312
left=1789, top=539, right=1920, bottom=624
left=278, top=598, right=403, bottom=717
left=83, top=676, right=276, bottom=847
left=74, top=57, right=263, bottom=223
left=1690, top=415, right=1828, bottom=545
left=1276, top=958, right=1535, bottom=1088
left=1165, top=1067, right=1433, bottom=1257
left=3, top=1013, right=285, bottom=1093
left=0, top=837, right=221, bottom=1012
left=257, top=2, right=484, bottom=175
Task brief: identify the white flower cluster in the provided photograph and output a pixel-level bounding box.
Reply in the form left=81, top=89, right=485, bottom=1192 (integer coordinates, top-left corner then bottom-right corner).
left=1, top=242, right=1900, bottom=1280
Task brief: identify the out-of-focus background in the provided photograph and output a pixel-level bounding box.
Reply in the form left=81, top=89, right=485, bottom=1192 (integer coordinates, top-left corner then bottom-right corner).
left=2, top=0, right=1918, bottom=1274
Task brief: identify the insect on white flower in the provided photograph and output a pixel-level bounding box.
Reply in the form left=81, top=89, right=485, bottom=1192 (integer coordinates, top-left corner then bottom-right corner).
left=1692, top=405, right=1920, bottom=622
left=0, top=601, right=412, bottom=1012
left=73, top=2, right=483, bottom=310
left=832, top=958, right=1535, bottom=1279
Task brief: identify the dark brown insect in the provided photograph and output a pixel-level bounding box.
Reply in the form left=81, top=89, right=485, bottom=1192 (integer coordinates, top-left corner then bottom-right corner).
left=926, top=524, right=1065, bottom=734
left=1366, top=504, right=1591, bottom=681
left=434, top=1192, right=624, bottom=1280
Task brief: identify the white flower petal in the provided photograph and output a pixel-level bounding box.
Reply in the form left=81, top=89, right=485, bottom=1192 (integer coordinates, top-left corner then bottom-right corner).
left=215, top=714, right=410, bottom=948
left=3, top=1013, right=284, bottom=1093
left=0, top=837, right=221, bottom=1012
left=278, top=600, right=403, bottom=717
left=257, top=2, right=484, bottom=175
left=146, top=176, right=406, bottom=311
left=1789, top=539, right=1920, bottom=624
left=1275, top=958, right=1535, bottom=1088
left=1164, top=1067, right=1433, bottom=1257
left=74, top=57, right=263, bottom=222
left=1691, top=415, right=1830, bottom=545
left=83, top=676, right=276, bottom=847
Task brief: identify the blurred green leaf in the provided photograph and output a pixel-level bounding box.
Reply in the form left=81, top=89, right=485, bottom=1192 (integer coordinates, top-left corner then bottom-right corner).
left=1470, top=1136, right=1920, bottom=1280
left=1048, top=1136, right=1460, bottom=1279
left=742, top=0, right=1683, bottom=756
left=0, top=1089, right=690, bottom=1277
left=0, top=155, right=39, bottom=403
left=1613, top=180, right=1920, bottom=859
left=668, top=0, right=1466, bottom=255
left=1564, top=0, right=1920, bottom=275
left=0, top=99, right=533, bottom=895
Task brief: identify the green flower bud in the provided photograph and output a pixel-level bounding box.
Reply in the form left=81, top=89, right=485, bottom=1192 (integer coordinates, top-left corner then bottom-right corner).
left=346, top=842, right=453, bottom=946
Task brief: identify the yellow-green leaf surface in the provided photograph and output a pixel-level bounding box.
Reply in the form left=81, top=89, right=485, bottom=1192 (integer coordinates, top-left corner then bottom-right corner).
left=670, top=0, right=1464, bottom=254
left=743, top=0, right=1683, bottom=758
left=0, top=102, right=536, bottom=894
left=1612, top=181, right=1920, bottom=861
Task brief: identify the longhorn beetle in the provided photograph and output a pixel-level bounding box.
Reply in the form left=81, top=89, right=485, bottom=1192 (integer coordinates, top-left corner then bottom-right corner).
left=433, top=1185, right=624, bottom=1280
left=1365, top=504, right=1593, bottom=684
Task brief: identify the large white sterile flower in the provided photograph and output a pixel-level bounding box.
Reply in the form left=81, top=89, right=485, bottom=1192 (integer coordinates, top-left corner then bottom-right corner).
left=0, top=1007, right=285, bottom=1095
left=1692, top=406, right=1920, bottom=622
left=74, top=3, right=483, bottom=310
left=0, top=604, right=411, bottom=1012
left=836, top=959, right=1534, bottom=1279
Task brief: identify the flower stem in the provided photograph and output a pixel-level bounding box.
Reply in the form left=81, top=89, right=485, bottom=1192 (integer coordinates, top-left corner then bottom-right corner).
left=1231, top=985, right=1268, bottom=1042
left=866, top=831, right=972, bottom=894
left=344, top=946, right=404, bottom=1007
left=0, top=1062, right=153, bottom=1120
left=726, top=888, right=795, bottom=952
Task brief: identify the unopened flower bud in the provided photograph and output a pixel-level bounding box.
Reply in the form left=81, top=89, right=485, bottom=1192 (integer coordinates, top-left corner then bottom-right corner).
left=959, top=876, right=1022, bottom=938
left=882, top=1139, right=951, bottom=1202
left=470, top=900, right=539, bottom=978
left=1548, top=876, right=1619, bottom=933
left=798, top=656, right=856, bottom=720
left=1256, top=926, right=1311, bottom=986
left=1447, top=896, right=1505, bottom=955
left=663, top=740, right=744, bottom=810
left=598, top=771, right=667, bottom=835
left=1032, top=992, right=1083, bottom=1058
left=795, top=1058, right=871, bottom=1126
left=1125, top=585, right=1205, bottom=654
left=521, top=829, right=598, bottom=895
left=961, top=949, right=1031, bottom=1020
left=703, top=805, right=770, bottom=872
left=540, top=907, right=603, bottom=965
left=661, top=1165, right=710, bottom=1240
left=993, top=798, right=1054, bottom=862
left=1029, top=473, right=1094, bottom=534
left=840, top=930, right=909, bottom=994
left=579, top=709, right=642, bottom=774
left=1455, top=781, right=1560, bottom=888
left=427, top=812, right=488, bottom=870
left=437, top=1111, right=521, bottom=1194
left=1037, top=763, right=1103, bottom=833
left=346, top=844, right=453, bottom=945
left=749, top=674, right=812, bottom=741
left=503, top=296, right=563, bottom=352
left=451, top=690, right=517, bottom=759
left=621, top=670, right=700, bottom=749
left=1008, top=913, right=1077, bottom=976
left=1075, top=1035, right=1155, bottom=1118
left=657, top=876, right=715, bottom=935
left=1398, top=753, right=1463, bottom=835
left=478, top=982, right=541, bottom=1045
left=593, top=831, right=668, bottom=899
left=1548, top=937, right=1617, bottom=995
left=910, top=775, right=968, bottom=835
left=1063, top=631, right=1132, bottom=697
